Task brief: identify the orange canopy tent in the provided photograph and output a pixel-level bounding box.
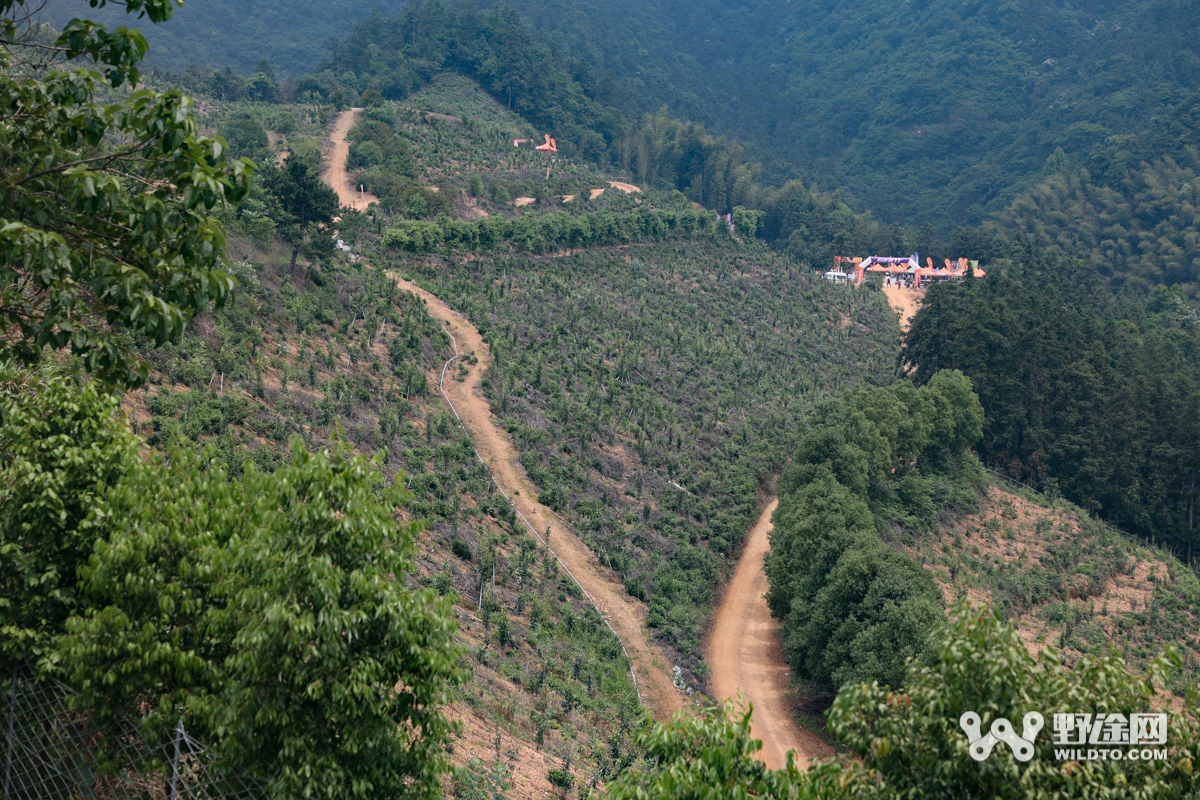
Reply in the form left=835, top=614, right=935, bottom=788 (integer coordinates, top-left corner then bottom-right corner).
left=914, top=267, right=937, bottom=285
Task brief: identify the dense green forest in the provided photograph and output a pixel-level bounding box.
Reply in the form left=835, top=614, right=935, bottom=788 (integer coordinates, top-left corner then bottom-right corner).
left=907, top=251, right=1200, bottom=560
left=766, top=371, right=984, bottom=690
left=990, top=92, right=1200, bottom=298
left=38, top=0, right=399, bottom=75
left=492, top=0, right=1198, bottom=223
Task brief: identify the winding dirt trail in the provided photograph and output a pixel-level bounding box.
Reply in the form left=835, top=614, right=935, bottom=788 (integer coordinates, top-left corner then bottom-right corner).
left=325, top=109, right=379, bottom=211
left=708, top=501, right=834, bottom=769
left=389, top=276, right=686, bottom=722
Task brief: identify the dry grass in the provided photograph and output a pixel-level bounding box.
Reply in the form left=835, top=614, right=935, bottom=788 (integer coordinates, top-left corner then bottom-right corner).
left=903, top=484, right=1200, bottom=675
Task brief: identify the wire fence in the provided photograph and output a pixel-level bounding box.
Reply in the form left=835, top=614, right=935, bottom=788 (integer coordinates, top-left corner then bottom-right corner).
left=223, top=231, right=289, bottom=265
left=1, top=663, right=267, bottom=800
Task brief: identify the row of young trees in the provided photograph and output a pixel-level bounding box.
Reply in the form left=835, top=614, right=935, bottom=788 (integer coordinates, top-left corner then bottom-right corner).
left=399, top=240, right=899, bottom=678
left=382, top=204, right=754, bottom=253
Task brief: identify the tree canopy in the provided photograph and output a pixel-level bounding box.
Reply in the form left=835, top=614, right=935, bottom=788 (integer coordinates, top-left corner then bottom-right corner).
left=907, top=252, right=1200, bottom=559
left=766, top=372, right=985, bottom=690
left=0, top=368, right=464, bottom=799
left=1, top=0, right=252, bottom=388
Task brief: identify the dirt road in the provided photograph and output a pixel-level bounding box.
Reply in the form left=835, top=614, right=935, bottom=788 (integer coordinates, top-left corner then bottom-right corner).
left=325, top=109, right=380, bottom=211
left=882, top=284, right=924, bottom=331
left=390, top=276, right=686, bottom=722
left=707, top=500, right=834, bottom=769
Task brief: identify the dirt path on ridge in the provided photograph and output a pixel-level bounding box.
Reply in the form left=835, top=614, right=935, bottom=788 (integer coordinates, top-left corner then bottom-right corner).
left=325, top=109, right=380, bottom=211
left=707, top=500, right=833, bottom=769
left=882, top=284, right=924, bottom=331
left=389, top=276, right=686, bottom=722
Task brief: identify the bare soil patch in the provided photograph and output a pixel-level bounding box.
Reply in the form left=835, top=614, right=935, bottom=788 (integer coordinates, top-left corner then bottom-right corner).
left=882, top=284, right=924, bottom=331
left=265, top=130, right=288, bottom=166
left=445, top=705, right=563, bottom=799
left=904, top=485, right=1195, bottom=666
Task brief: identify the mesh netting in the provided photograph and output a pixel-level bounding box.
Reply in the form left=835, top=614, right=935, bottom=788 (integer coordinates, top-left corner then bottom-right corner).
left=0, top=664, right=267, bottom=800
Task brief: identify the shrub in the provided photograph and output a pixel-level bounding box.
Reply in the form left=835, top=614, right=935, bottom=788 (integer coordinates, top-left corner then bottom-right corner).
left=547, top=768, right=573, bottom=790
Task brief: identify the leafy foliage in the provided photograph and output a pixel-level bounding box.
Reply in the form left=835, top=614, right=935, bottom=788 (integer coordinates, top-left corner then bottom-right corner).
left=0, top=369, right=137, bottom=662
left=1, top=0, right=252, bottom=387
left=827, top=608, right=1200, bottom=799
left=261, top=154, right=339, bottom=268
left=605, top=700, right=811, bottom=800
left=767, top=372, right=985, bottom=689
left=58, top=437, right=462, bottom=800
left=0, top=361, right=465, bottom=798
left=383, top=204, right=728, bottom=253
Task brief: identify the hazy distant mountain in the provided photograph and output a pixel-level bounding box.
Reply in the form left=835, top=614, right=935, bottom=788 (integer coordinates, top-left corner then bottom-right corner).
left=36, top=0, right=407, bottom=75
left=485, top=0, right=1199, bottom=228
left=38, top=0, right=1200, bottom=234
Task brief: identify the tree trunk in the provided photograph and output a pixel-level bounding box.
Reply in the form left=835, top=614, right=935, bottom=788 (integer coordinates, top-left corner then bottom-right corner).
left=290, top=241, right=301, bottom=270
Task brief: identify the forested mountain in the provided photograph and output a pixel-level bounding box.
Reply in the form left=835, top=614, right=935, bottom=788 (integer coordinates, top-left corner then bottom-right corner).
left=43, top=0, right=1200, bottom=242
left=37, top=0, right=402, bottom=75
left=487, top=0, right=1200, bottom=228
left=991, top=92, right=1200, bottom=297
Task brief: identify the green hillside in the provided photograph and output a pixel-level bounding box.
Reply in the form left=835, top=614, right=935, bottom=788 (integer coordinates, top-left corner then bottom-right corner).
left=43, top=0, right=1200, bottom=237
left=488, top=0, right=1199, bottom=228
